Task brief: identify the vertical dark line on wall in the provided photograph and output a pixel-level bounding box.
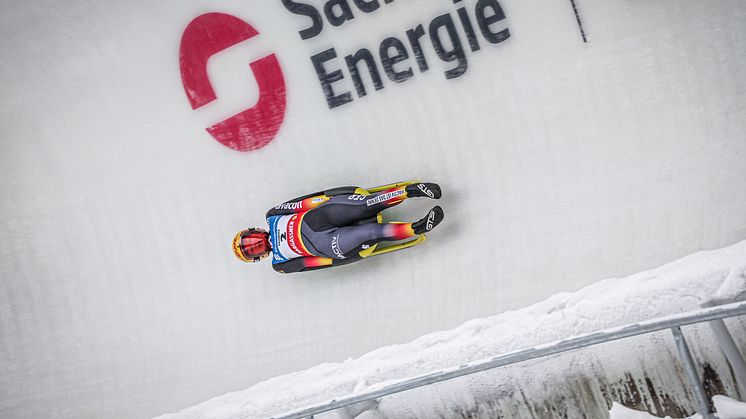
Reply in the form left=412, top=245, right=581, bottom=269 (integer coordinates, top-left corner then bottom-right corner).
left=569, top=0, right=588, bottom=43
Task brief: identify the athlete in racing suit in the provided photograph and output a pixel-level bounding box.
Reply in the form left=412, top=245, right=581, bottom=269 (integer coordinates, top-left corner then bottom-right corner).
left=233, top=182, right=444, bottom=273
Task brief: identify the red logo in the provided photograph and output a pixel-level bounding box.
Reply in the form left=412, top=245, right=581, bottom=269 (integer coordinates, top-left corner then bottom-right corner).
left=179, top=13, right=286, bottom=152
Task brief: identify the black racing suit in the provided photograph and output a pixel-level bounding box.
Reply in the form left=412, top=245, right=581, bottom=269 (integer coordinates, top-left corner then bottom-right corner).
left=266, top=184, right=424, bottom=273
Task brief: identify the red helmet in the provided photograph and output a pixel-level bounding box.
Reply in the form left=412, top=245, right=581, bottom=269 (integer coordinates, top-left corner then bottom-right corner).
left=232, top=228, right=271, bottom=263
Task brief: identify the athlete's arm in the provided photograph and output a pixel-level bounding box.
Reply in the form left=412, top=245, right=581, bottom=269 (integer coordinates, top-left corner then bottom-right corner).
left=272, top=255, right=362, bottom=274
left=266, top=186, right=363, bottom=218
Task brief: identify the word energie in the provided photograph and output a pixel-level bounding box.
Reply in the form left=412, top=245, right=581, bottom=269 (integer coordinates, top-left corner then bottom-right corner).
left=281, top=0, right=510, bottom=109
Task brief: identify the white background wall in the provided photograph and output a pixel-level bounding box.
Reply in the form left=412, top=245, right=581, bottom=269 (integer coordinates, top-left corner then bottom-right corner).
left=1, top=1, right=745, bottom=417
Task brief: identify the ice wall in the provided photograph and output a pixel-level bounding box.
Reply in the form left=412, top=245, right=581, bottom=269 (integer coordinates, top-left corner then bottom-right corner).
left=1, top=1, right=746, bottom=418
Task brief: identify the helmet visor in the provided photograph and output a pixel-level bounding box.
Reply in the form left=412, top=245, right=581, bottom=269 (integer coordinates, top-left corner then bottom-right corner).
left=239, top=230, right=270, bottom=261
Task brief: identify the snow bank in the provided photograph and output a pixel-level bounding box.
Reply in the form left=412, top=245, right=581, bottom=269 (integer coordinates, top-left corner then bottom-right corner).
left=157, top=241, right=746, bottom=419
left=713, top=395, right=746, bottom=419
left=609, top=395, right=746, bottom=419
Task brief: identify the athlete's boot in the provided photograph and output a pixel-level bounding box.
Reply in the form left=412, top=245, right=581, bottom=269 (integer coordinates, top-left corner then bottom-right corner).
left=405, top=182, right=442, bottom=199
left=412, top=206, right=444, bottom=234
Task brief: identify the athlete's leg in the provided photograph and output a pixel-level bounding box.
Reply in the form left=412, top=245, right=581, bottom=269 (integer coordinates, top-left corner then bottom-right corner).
left=329, top=206, right=445, bottom=258
left=331, top=223, right=416, bottom=258
left=304, top=183, right=441, bottom=230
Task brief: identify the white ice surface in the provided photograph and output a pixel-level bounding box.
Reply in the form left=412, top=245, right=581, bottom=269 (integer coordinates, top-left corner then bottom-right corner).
left=2, top=1, right=746, bottom=418
left=157, top=241, right=746, bottom=418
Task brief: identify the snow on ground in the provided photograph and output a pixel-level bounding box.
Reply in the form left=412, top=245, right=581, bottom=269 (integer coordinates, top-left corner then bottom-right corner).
left=712, top=395, right=746, bottom=419
left=157, top=240, right=746, bottom=418
left=609, top=396, right=746, bottom=419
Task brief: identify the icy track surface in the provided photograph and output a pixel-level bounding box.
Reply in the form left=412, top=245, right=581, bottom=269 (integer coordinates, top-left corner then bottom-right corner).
left=2, top=0, right=746, bottom=418
left=157, top=240, right=746, bottom=418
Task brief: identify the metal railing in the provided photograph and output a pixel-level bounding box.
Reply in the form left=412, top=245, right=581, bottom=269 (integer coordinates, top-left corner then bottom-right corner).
left=274, top=301, right=746, bottom=419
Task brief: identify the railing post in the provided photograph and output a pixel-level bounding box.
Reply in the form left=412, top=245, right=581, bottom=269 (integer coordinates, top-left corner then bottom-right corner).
left=671, top=326, right=712, bottom=419
left=709, top=318, right=746, bottom=399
